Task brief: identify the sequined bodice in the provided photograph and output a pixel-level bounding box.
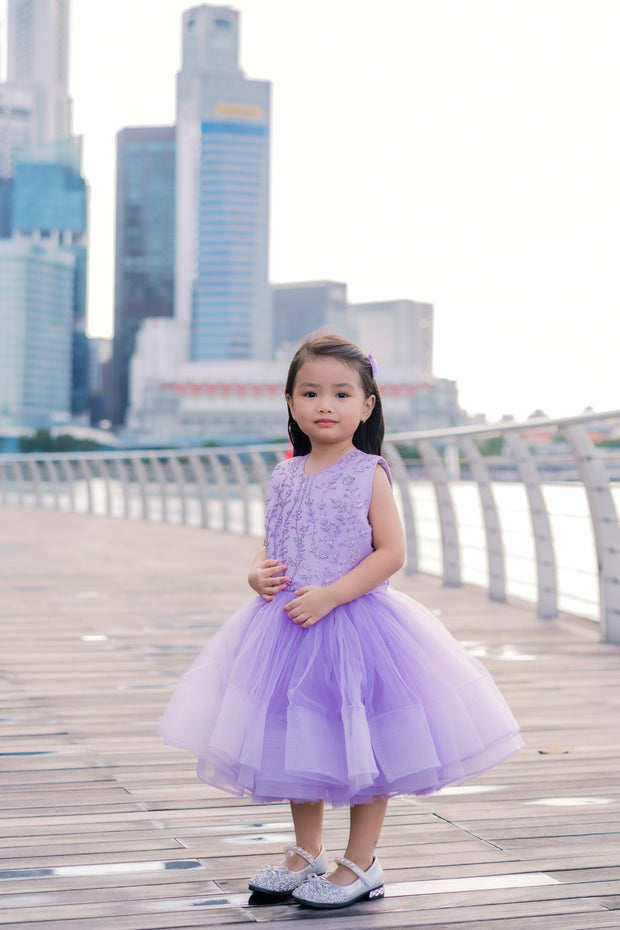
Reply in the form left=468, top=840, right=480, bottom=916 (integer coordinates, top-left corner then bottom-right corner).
left=264, top=449, right=391, bottom=591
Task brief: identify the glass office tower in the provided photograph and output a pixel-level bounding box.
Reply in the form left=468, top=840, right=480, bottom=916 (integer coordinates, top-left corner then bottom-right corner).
left=11, top=138, right=89, bottom=415
left=111, top=125, right=176, bottom=426
left=0, top=240, right=74, bottom=427
left=176, top=5, right=272, bottom=361
left=12, top=140, right=87, bottom=234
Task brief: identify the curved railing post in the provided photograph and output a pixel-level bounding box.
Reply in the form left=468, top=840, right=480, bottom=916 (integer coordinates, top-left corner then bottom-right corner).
left=150, top=456, right=168, bottom=523
left=132, top=457, right=150, bottom=520
left=250, top=450, right=272, bottom=503
left=168, top=455, right=188, bottom=525
left=12, top=461, right=25, bottom=506
left=562, top=424, right=620, bottom=644
left=383, top=441, right=418, bottom=575
left=113, top=458, right=131, bottom=518
left=59, top=460, right=75, bottom=511
left=97, top=460, right=113, bottom=516
left=505, top=432, right=558, bottom=619
left=78, top=459, right=94, bottom=514
left=417, top=439, right=461, bottom=587
left=188, top=454, right=210, bottom=528
left=27, top=460, right=43, bottom=508
left=459, top=436, right=506, bottom=602
left=44, top=459, right=61, bottom=510
left=209, top=454, right=230, bottom=532
left=229, top=453, right=251, bottom=536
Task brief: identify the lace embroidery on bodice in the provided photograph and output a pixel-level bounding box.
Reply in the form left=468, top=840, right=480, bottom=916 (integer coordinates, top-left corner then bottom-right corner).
left=264, top=449, right=391, bottom=591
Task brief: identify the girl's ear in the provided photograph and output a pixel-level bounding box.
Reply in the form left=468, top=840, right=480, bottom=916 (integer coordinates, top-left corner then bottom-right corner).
left=363, top=394, right=376, bottom=420
left=286, top=394, right=295, bottom=421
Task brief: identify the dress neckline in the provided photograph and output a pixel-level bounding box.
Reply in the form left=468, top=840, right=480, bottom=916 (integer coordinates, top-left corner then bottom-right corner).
left=301, top=448, right=359, bottom=477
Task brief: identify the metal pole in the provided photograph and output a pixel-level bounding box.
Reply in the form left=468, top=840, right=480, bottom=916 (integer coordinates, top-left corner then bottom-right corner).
left=459, top=436, right=506, bottom=602
left=383, top=441, right=418, bottom=575
left=417, top=439, right=461, bottom=587
left=188, top=455, right=210, bottom=528
left=562, top=424, right=620, bottom=643
left=505, top=432, right=558, bottom=619
left=168, top=455, right=188, bottom=525
left=229, top=453, right=251, bottom=536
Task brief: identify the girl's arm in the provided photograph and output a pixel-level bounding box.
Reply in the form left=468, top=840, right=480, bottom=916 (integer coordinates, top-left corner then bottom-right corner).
left=284, top=466, right=405, bottom=626
left=248, top=545, right=290, bottom=601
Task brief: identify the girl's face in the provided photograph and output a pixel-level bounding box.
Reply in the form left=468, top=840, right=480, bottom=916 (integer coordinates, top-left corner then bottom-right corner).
left=286, top=356, right=375, bottom=449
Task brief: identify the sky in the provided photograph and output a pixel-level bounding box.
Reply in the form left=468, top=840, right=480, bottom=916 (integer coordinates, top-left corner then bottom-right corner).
left=2, top=0, right=619, bottom=421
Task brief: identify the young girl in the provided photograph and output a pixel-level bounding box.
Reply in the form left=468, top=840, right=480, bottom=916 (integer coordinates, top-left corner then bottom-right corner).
left=158, top=334, right=524, bottom=909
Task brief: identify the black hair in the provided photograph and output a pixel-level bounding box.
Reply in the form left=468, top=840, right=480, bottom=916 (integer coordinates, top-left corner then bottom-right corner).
left=284, top=333, right=385, bottom=456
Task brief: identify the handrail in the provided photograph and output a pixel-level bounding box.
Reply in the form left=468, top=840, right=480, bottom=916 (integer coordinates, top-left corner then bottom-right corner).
left=1, top=409, right=619, bottom=643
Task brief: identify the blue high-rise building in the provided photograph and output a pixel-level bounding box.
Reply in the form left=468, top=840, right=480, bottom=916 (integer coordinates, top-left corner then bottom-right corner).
left=176, top=5, right=272, bottom=361
left=11, top=138, right=89, bottom=416
left=0, top=1, right=86, bottom=431
left=0, top=179, right=12, bottom=238
left=12, top=156, right=87, bottom=234
left=111, top=125, right=176, bottom=426
left=0, top=240, right=74, bottom=427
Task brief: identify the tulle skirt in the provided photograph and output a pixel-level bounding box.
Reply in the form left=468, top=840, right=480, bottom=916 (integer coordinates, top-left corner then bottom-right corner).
left=157, top=588, right=524, bottom=806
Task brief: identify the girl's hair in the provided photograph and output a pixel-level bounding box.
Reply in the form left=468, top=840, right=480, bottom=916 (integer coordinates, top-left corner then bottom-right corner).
left=285, top=333, right=385, bottom=456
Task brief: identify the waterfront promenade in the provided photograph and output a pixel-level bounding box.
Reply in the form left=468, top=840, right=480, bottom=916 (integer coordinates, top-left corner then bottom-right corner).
left=1, top=506, right=620, bottom=929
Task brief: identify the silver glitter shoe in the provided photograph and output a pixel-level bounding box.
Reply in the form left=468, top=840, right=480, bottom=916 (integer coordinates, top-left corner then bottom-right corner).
left=248, top=844, right=328, bottom=896
left=292, top=855, right=384, bottom=908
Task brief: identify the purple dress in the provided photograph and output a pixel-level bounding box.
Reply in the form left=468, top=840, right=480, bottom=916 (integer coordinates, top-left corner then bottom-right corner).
left=158, top=449, right=524, bottom=806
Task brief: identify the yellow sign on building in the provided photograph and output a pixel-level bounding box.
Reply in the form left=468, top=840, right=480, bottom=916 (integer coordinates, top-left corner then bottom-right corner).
left=215, top=103, right=263, bottom=119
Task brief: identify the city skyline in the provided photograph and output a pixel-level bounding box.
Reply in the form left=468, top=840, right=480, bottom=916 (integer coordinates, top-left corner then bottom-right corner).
left=2, top=0, right=617, bottom=422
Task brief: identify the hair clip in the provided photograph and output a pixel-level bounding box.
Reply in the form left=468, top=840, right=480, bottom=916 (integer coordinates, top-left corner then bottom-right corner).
left=368, top=351, right=378, bottom=380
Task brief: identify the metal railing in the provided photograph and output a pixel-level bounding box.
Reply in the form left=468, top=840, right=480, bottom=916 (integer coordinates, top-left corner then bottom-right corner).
left=1, top=409, right=619, bottom=643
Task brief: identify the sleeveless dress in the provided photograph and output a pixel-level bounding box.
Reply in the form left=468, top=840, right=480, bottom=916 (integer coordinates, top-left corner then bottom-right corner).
left=158, top=449, right=524, bottom=806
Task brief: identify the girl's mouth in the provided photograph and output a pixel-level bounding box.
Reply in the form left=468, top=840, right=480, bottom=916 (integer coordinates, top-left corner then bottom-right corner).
left=315, top=419, right=337, bottom=426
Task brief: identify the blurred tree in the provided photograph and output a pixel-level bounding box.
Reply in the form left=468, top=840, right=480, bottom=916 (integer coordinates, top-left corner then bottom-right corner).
left=19, top=430, right=101, bottom=453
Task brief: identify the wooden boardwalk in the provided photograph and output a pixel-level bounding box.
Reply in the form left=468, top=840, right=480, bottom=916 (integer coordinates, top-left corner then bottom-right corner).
left=1, top=506, right=620, bottom=929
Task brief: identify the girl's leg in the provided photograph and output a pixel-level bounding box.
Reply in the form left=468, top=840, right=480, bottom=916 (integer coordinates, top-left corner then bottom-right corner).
left=329, top=796, right=388, bottom=885
left=285, top=800, right=324, bottom=870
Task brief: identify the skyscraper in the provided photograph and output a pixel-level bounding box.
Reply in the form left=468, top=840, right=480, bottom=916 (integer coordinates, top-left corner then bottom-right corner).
left=11, top=138, right=89, bottom=416
left=111, top=126, right=176, bottom=426
left=0, top=84, right=37, bottom=178
left=7, top=0, right=72, bottom=146
left=0, top=240, right=74, bottom=427
left=176, top=4, right=272, bottom=361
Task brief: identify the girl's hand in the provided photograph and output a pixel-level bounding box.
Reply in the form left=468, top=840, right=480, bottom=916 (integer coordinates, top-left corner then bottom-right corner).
left=283, top=586, right=335, bottom=628
left=249, top=558, right=290, bottom=601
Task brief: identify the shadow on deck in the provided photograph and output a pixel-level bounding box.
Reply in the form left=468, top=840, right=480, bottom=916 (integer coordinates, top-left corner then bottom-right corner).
left=1, top=506, right=620, bottom=929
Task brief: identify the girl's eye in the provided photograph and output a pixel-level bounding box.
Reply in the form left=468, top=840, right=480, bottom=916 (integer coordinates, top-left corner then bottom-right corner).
left=336, top=392, right=349, bottom=399
left=303, top=391, right=316, bottom=398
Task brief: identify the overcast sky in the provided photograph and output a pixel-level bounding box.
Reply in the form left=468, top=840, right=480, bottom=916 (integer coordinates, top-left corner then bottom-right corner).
left=2, top=0, right=619, bottom=421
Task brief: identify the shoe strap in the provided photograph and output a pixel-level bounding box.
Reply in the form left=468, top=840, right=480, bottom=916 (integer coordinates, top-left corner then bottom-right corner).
left=284, top=844, right=321, bottom=866
left=334, top=856, right=370, bottom=885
